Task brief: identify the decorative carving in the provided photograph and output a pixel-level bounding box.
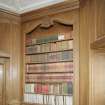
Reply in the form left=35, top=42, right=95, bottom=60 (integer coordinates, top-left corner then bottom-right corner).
left=40, top=16, right=54, bottom=28
left=27, top=16, right=72, bottom=35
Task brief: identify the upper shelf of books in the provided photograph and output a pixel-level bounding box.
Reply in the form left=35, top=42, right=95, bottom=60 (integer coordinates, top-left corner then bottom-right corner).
left=26, top=34, right=73, bottom=46
left=26, top=35, right=73, bottom=55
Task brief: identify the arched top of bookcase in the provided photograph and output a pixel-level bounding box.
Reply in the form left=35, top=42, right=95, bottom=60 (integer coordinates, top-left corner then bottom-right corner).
left=26, top=17, right=73, bottom=35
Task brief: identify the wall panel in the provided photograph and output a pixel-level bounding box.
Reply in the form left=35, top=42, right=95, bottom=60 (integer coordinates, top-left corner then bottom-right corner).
left=0, top=12, right=22, bottom=105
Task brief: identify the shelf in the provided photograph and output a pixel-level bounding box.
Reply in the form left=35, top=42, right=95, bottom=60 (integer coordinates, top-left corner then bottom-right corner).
left=26, top=71, right=73, bottom=74
left=23, top=102, right=47, bottom=105
left=25, top=92, right=72, bottom=96
left=25, top=81, right=72, bottom=84
left=91, top=36, right=105, bottom=49
left=26, top=39, right=73, bottom=47
left=26, top=60, right=73, bottom=65
left=26, top=49, right=73, bottom=55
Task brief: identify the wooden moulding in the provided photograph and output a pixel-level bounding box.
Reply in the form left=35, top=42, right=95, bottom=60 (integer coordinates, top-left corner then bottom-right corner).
left=91, top=35, right=105, bottom=49
left=0, top=51, right=10, bottom=59
left=21, top=0, right=79, bottom=23
left=0, top=9, right=21, bottom=23
left=26, top=17, right=73, bottom=35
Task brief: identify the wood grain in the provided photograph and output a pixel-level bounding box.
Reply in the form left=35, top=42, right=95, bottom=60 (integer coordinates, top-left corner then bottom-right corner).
left=95, top=0, right=105, bottom=38
left=21, top=0, right=79, bottom=23
left=0, top=12, right=22, bottom=105
left=80, top=1, right=105, bottom=105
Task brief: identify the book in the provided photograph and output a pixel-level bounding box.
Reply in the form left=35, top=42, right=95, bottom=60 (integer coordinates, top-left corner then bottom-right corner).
left=42, top=84, right=49, bottom=94
left=48, top=95, right=55, bottom=105
left=68, top=40, right=73, bottom=49
left=25, top=84, right=31, bottom=93
left=61, top=41, right=68, bottom=50
left=47, top=53, right=57, bottom=62
left=57, top=96, right=64, bottom=105
left=68, top=82, right=73, bottom=94
left=25, top=84, right=35, bottom=93
left=50, top=42, right=57, bottom=51
left=37, top=94, right=43, bottom=104
left=41, top=43, right=51, bottom=52
left=61, top=51, right=73, bottom=61
left=30, top=84, right=35, bottom=93
left=26, top=46, right=33, bottom=54
left=57, top=42, right=62, bottom=51
left=62, top=83, right=68, bottom=94
left=65, top=62, right=73, bottom=72
left=65, top=31, right=73, bottom=39
left=58, top=35, right=65, bottom=40
left=24, top=94, right=28, bottom=102
left=35, top=84, right=42, bottom=93
left=41, top=44, right=46, bottom=52
left=33, top=45, right=41, bottom=53
left=25, top=56, right=31, bottom=63
left=49, top=84, right=54, bottom=94
left=32, top=38, right=37, bottom=44
left=53, top=84, right=60, bottom=94
left=26, top=35, right=32, bottom=45
left=66, top=96, right=73, bottom=105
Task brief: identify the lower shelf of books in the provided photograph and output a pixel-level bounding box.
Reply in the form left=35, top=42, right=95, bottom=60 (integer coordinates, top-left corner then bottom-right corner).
left=24, top=93, right=73, bottom=105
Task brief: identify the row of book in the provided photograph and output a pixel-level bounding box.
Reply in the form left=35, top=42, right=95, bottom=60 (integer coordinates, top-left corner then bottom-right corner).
left=25, top=73, right=73, bottom=83
left=26, top=40, right=73, bottom=54
left=25, top=82, right=73, bottom=95
left=26, top=62, right=73, bottom=73
left=26, top=51, right=73, bottom=63
left=26, top=34, right=73, bottom=46
left=24, top=93, right=73, bottom=105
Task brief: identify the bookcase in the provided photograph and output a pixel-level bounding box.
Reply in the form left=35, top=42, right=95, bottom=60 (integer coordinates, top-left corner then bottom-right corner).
left=24, top=23, right=74, bottom=105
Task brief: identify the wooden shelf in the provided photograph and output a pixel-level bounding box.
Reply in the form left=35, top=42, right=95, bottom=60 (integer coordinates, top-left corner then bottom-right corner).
left=25, top=81, right=72, bottom=84
left=23, top=102, right=47, bottom=105
left=25, top=92, right=72, bottom=96
left=26, top=39, right=73, bottom=47
left=91, top=35, right=105, bottom=49
left=26, top=49, right=73, bottom=55
left=26, top=60, right=73, bottom=65
left=26, top=71, right=73, bottom=74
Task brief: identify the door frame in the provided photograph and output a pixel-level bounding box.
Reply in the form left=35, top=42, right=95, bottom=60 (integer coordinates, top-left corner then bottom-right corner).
left=0, top=57, right=10, bottom=105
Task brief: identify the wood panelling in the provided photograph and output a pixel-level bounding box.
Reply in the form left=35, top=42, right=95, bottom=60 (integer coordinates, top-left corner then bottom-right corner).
left=80, top=0, right=90, bottom=105
left=80, top=1, right=105, bottom=105
left=21, top=0, right=79, bottom=23
left=95, top=0, right=105, bottom=38
left=0, top=10, right=21, bottom=24
left=0, top=12, right=22, bottom=105
left=22, top=9, right=79, bottom=105
left=80, top=0, right=96, bottom=105
left=0, top=64, right=4, bottom=105
left=90, top=51, right=105, bottom=105
left=0, top=57, right=10, bottom=105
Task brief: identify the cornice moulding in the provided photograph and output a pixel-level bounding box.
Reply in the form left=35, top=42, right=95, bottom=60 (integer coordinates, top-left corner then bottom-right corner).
left=21, top=0, right=79, bottom=23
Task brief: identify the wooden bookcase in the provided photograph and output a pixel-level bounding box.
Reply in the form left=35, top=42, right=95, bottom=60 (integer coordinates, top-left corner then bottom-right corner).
left=23, top=22, right=75, bottom=105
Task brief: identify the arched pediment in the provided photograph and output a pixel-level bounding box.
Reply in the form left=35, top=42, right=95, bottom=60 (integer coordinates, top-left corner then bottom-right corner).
left=26, top=17, right=73, bottom=35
